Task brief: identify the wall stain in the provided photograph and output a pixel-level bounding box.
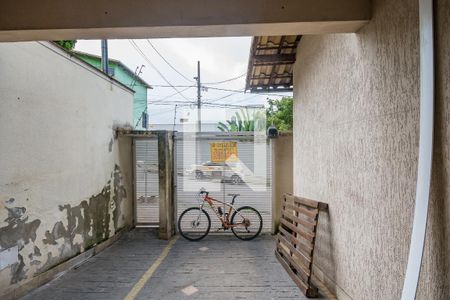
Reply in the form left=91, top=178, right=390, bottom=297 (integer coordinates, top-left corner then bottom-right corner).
left=10, top=254, right=26, bottom=284
left=34, top=246, right=41, bottom=256
left=0, top=207, right=41, bottom=250
left=108, top=138, right=113, bottom=152
left=4, top=207, right=26, bottom=223
left=37, top=164, right=126, bottom=275
left=112, top=164, right=126, bottom=230
left=1, top=164, right=127, bottom=285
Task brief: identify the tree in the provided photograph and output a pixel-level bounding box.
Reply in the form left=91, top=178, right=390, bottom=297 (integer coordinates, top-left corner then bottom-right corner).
left=54, top=40, right=77, bottom=51
left=217, top=109, right=266, bottom=132
left=266, top=96, right=293, bottom=131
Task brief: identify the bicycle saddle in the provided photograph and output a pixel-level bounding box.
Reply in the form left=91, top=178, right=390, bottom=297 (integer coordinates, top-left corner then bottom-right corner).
left=227, top=193, right=240, bottom=196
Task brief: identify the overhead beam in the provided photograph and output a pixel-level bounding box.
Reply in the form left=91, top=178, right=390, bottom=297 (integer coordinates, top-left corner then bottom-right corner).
left=254, top=54, right=297, bottom=64
left=251, top=87, right=293, bottom=93
left=0, top=0, right=371, bottom=41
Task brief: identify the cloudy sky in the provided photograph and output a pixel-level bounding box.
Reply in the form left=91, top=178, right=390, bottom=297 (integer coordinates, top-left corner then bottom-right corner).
left=75, top=38, right=291, bottom=125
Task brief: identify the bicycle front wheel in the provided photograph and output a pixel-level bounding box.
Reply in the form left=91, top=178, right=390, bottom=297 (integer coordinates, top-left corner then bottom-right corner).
left=178, top=207, right=211, bottom=241
left=230, top=206, right=263, bottom=240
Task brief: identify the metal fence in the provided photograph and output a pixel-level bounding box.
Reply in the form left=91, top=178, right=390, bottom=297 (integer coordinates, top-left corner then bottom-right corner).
left=175, top=132, right=272, bottom=233
left=135, top=138, right=159, bottom=225
left=134, top=132, right=273, bottom=232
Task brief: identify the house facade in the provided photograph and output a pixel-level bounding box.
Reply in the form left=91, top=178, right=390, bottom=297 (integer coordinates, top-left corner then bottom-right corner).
left=74, top=51, right=151, bottom=129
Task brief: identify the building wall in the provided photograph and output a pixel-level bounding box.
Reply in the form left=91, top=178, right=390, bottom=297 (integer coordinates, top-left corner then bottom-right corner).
left=271, top=133, right=293, bottom=233
left=292, top=0, right=449, bottom=299
left=114, top=65, right=148, bottom=129
left=0, top=42, right=134, bottom=294
left=75, top=54, right=148, bottom=129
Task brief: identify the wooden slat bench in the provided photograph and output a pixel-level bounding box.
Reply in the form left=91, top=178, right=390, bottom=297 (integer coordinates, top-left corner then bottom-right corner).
left=275, top=193, right=328, bottom=298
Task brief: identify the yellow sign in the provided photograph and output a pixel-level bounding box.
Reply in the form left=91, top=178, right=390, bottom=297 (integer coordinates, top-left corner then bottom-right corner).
left=210, top=142, right=238, bottom=163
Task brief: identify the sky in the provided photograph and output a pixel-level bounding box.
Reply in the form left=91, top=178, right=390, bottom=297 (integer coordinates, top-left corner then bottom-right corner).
left=74, top=38, right=291, bottom=125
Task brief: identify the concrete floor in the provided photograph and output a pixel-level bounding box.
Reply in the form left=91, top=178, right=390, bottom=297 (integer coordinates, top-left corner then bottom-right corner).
left=22, top=229, right=308, bottom=300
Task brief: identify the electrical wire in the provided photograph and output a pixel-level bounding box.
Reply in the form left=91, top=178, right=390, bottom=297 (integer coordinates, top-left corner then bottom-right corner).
left=203, top=93, right=235, bottom=103
left=202, top=86, right=289, bottom=98
left=129, top=39, right=194, bottom=126
left=150, top=84, right=195, bottom=88
left=148, top=107, right=177, bottom=117
left=151, top=86, right=195, bottom=103
left=145, top=41, right=247, bottom=86
left=128, top=40, right=191, bottom=101
left=202, top=73, right=247, bottom=85
left=146, top=40, right=195, bottom=83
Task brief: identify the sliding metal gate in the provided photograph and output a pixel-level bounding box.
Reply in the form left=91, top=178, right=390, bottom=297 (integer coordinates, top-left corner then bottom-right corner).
left=134, top=138, right=159, bottom=225
left=175, top=132, right=272, bottom=233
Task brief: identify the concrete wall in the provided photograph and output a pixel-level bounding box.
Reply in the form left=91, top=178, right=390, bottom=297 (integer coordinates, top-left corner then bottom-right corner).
left=0, top=42, right=134, bottom=295
left=271, top=133, right=293, bottom=233
left=293, top=0, right=449, bottom=299
left=75, top=53, right=149, bottom=129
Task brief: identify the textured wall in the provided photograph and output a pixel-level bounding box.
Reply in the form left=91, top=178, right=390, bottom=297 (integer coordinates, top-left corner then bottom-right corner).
left=293, top=0, right=449, bottom=299
left=0, top=42, right=134, bottom=294
left=272, top=134, right=293, bottom=233
left=419, top=0, right=450, bottom=298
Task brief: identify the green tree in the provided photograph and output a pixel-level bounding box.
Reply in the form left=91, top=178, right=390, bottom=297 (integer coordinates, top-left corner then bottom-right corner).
left=217, top=109, right=266, bottom=132
left=54, top=40, right=77, bottom=51
left=266, top=96, right=293, bottom=131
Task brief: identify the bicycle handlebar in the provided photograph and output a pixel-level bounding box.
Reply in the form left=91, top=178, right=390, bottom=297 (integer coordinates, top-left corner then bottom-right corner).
left=199, top=189, right=209, bottom=197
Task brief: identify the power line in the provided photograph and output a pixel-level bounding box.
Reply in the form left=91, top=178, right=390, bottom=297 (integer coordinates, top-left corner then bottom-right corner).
left=151, top=86, right=195, bottom=103
left=203, top=73, right=247, bottom=85
left=202, top=86, right=246, bottom=93
left=144, top=43, right=246, bottom=86
left=149, top=101, right=196, bottom=106
left=148, top=107, right=178, bottom=117
left=149, top=101, right=262, bottom=109
left=149, top=84, right=195, bottom=88
left=203, top=85, right=289, bottom=98
left=146, top=40, right=195, bottom=83
left=129, top=39, right=195, bottom=127
left=202, top=102, right=264, bottom=109
left=218, top=93, right=261, bottom=105
left=128, top=40, right=191, bottom=102
left=204, top=93, right=235, bottom=103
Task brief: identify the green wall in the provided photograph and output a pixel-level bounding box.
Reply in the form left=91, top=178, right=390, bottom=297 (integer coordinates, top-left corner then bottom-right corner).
left=76, top=53, right=148, bottom=129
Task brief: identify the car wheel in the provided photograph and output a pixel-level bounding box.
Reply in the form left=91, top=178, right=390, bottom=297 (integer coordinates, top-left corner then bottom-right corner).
left=231, top=175, right=241, bottom=184
left=195, top=171, right=203, bottom=180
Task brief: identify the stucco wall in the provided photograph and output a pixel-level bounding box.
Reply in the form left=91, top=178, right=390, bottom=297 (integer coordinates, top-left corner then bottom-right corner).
left=0, top=42, right=134, bottom=294
left=271, top=133, right=293, bottom=233
left=75, top=53, right=148, bottom=129
left=293, top=0, right=449, bottom=299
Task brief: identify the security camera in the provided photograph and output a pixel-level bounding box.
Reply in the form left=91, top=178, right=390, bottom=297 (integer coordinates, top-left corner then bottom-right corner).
left=267, top=126, right=279, bottom=138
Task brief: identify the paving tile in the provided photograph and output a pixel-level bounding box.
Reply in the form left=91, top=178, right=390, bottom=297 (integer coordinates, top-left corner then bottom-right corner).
left=135, top=235, right=308, bottom=300
left=21, top=229, right=317, bottom=300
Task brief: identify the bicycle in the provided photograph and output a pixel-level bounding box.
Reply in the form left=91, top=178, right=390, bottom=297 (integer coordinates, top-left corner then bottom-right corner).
left=178, top=189, right=263, bottom=241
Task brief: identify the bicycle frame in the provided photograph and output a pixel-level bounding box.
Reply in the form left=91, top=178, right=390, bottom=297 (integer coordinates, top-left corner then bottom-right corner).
left=198, top=193, right=247, bottom=229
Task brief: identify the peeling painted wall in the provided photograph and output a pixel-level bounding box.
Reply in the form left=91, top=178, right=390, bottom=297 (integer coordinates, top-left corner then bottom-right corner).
left=0, top=42, right=134, bottom=294
left=293, top=0, right=449, bottom=299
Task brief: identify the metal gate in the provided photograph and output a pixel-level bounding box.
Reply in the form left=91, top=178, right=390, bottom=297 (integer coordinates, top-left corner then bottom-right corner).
left=134, top=138, right=159, bottom=225
left=175, top=132, right=272, bottom=233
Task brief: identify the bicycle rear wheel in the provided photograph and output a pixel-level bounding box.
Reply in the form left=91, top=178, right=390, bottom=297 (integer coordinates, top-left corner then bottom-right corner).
left=178, top=207, right=211, bottom=241
left=230, top=206, right=263, bottom=240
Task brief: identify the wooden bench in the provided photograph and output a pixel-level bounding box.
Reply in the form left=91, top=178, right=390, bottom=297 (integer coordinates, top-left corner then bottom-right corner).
left=275, top=193, right=328, bottom=298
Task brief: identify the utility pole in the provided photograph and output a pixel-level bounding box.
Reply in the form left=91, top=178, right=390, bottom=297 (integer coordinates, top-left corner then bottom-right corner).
left=101, top=40, right=109, bottom=75
left=195, top=61, right=201, bottom=132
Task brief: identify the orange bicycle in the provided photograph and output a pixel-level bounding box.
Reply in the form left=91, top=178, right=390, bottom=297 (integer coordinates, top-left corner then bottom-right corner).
left=178, top=188, right=263, bottom=241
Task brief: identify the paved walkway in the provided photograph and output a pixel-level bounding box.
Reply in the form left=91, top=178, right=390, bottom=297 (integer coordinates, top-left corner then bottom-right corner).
left=23, top=229, right=307, bottom=300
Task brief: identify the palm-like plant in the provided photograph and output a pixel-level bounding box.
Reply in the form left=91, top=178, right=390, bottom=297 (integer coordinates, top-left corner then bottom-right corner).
left=217, top=109, right=266, bottom=132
